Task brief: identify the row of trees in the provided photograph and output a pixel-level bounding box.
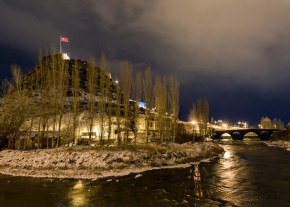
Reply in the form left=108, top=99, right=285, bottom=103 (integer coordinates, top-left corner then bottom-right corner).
left=188, top=98, right=209, bottom=136
left=84, top=56, right=180, bottom=145
left=260, top=116, right=284, bottom=129
left=118, top=61, right=180, bottom=144
left=0, top=51, right=71, bottom=149
left=0, top=49, right=180, bottom=149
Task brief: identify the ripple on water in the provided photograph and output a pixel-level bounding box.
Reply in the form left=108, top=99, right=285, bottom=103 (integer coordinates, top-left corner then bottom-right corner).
left=0, top=141, right=289, bottom=207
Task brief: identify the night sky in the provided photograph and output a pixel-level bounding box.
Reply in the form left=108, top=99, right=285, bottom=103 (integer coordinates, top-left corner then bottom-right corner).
left=1, top=0, right=290, bottom=125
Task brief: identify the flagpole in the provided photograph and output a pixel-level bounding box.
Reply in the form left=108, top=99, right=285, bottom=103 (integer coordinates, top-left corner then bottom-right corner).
left=60, top=37, right=62, bottom=54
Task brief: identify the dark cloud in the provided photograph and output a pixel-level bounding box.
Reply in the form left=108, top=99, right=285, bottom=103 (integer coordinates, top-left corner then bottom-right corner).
left=1, top=0, right=290, bottom=124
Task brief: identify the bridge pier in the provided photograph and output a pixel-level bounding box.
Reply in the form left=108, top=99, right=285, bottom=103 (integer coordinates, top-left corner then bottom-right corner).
left=232, top=132, right=243, bottom=140
left=258, top=131, right=272, bottom=141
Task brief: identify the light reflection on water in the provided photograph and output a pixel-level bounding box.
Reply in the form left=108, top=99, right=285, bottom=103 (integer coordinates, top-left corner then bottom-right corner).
left=0, top=141, right=289, bottom=207
left=193, top=164, right=202, bottom=198
left=69, top=180, right=87, bottom=206
left=211, top=143, right=253, bottom=206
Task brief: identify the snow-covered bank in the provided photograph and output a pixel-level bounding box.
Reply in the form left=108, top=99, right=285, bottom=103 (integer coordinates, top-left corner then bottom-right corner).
left=265, top=141, right=290, bottom=151
left=0, top=142, right=223, bottom=179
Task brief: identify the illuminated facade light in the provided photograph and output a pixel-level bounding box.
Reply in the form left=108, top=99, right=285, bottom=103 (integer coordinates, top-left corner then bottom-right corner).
left=61, top=53, right=70, bottom=60
left=191, top=120, right=197, bottom=125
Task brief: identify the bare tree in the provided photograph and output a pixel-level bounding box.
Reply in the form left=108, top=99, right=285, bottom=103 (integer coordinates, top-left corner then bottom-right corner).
left=196, top=98, right=209, bottom=136
left=154, top=75, right=167, bottom=142
left=278, top=118, right=284, bottom=129
left=168, top=76, right=179, bottom=142
left=202, top=98, right=209, bottom=135
left=27, top=68, right=37, bottom=148
left=0, top=66, right=31, bottom=149
left=188, top=103, right=197, bottom=122
left=120, top=60, right=132, bottom=144
left=49, top=52, right=58, bottom=147
left=260, top=116, right=265, bottom=128
left=98, top=52, right=109, bottom=145
left=56, top=55, right=69, bottom=146
left=272, top=118, right=278, bottom=129
left=37, top=54, right=53, bottom=148
left=132, top=70, right=142, bottom=144
left=188, top=98, right=209, bottom=136
left=115, top=81, right=122, bottom=145
left=106, top=71, right=113, bottom=144
left=72, top=59, right=80, bottom=144
left=87, top=59, right=97, bottom=144
left=143, top=67, right=153, bottom=143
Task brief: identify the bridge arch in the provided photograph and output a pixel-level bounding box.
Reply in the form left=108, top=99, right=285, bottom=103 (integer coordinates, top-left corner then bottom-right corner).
left=243, top=131, right=259, bottom=140
left=218, top=131, right=242, bottom=140
left=212, top=129, right=278, bottom=140
left=220, top=132, right=231, bottom=138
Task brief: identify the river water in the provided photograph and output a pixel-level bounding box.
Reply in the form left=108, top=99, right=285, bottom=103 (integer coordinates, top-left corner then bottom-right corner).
left=0, top=140, right=289, bottom=207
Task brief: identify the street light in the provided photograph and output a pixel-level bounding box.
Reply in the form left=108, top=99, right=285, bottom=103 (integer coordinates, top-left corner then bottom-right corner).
left=191, top=120, right=197, bottom=137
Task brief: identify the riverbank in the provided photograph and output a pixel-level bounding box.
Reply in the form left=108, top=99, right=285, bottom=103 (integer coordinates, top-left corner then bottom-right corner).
left=0, top=142, right=223, bottom=179
left=265, top=140, right=290, bottom=151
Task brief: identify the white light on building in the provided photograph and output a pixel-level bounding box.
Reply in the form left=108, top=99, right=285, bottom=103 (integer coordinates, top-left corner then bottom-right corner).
left=62, top=53, right=70, bottom=60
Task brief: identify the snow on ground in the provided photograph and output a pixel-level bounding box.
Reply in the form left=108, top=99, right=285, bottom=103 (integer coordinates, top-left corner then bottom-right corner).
left=0, top=142, right=223, bottom=180
left=265, top=141, right=290, bottom=151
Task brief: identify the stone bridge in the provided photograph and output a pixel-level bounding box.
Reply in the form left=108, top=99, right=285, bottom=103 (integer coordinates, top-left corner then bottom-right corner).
left=211, top=128, right=280, bottom=140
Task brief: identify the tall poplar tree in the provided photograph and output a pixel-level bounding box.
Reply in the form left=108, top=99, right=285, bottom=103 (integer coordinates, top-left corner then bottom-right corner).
left=106, top=70, right=113, bottom=143
left=143, top=67, right=153, bottom=143
left=72, top=59, right=80, bottom=144
left=132, top=70, right=142, bottom=144
left=56, top=55, right=69, bottom=146
left=87, top=59, right=97, bottom=144
left=154, top=75, right=167, bottom=142
left=168, top=76, right=179, bottom=142
left=120, top=60, right=132, bottom=144
left=0, top=66, right=30, bottom=149
left=115, top=81, right=122, bottom=145
left=99, top=53, right=109, bottom=145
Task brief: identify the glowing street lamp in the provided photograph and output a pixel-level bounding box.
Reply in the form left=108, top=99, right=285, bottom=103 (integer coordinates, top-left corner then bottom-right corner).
left=191, top=120, right=197, bottom=137
left=222, top=123, right=228, bottom=130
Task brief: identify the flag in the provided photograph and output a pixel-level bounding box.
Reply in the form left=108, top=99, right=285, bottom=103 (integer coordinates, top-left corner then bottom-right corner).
left=60, top=36, right=69, bottom=42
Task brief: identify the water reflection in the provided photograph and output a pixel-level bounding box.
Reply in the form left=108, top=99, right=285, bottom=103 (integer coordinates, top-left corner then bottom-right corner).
left=186, top=164, right=203, bottom=199
left=193, top=164, right=202, bottom=198
left=212, top=143, right=254, bottom=206
left=69, top=180, right=88, bottom=206
left=1, top=141, right=289, bottom=207
left=220, top=145, right=238, bottom=188
left=223, top=151, right=230, bottom=159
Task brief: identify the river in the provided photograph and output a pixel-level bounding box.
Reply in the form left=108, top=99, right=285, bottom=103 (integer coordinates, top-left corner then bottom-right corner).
left=0, top=140, right=289, bottom=207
